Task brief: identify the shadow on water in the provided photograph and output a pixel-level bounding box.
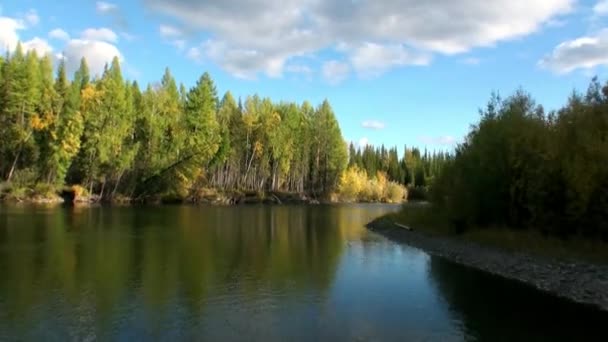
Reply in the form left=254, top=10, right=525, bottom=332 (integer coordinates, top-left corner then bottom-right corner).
left=428, top=257, right=608, bottom=342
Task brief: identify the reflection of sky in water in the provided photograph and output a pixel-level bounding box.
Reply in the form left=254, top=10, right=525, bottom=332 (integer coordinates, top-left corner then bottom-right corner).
left=0, top=204, right=606, bottom=341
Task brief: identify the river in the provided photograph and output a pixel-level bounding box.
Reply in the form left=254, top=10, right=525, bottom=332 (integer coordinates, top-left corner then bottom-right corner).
left=0, top=204, right=606, bottom=341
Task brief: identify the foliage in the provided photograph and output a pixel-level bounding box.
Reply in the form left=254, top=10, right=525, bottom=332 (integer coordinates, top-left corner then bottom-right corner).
left=432, top=79, right=608, bottom=240
left=337, top=166, right=407, bottom=203
left=386, top=182, right=408, bottom=203
left=348, top=143, right=450, bottom=190
left=0, top=45, right=350, bottom=201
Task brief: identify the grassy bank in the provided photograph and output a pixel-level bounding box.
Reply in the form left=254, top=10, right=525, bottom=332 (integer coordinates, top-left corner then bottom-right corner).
left=380, top=204, right=608, bottom=264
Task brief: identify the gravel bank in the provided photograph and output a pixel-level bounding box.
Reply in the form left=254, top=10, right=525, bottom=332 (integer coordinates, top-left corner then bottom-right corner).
left=366, top=217, right=608, bottom=312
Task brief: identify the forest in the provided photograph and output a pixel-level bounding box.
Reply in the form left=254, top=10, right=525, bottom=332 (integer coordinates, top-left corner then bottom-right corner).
left=431, top=79, right=608, bottom=240
left=0, top=44, right=448, bottom=203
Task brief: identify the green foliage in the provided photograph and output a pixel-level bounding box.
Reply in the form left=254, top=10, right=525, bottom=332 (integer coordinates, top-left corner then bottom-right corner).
left=348, top=143, right=450, bottom=189
left=0, top=44, right=355, bottom=201
left=432, top=79, right=608, bottom=240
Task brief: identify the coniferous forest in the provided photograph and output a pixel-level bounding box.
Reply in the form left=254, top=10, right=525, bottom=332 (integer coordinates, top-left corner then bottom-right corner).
left=0, top=44, right=442, bottom=203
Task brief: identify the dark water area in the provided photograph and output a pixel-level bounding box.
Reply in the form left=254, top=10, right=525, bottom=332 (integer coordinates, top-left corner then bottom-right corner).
left=0, top=204, right=606, bottom=341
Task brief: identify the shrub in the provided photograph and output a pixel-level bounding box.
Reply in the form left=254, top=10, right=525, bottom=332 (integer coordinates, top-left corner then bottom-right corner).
left=386, top=182, right=407, bottom=203
left=32, top=183, right=58, bottom=198
left=337, top=167, right=407, bottom=203
left=71, top=185, right=89, bottom=198
left=337, top=166, right=367, bottom=202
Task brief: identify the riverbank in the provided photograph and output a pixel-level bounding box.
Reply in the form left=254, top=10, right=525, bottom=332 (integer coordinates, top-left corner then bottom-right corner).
left=0, top=184, right=404, bottom=206
left=366, top=215, right=608, bottom=312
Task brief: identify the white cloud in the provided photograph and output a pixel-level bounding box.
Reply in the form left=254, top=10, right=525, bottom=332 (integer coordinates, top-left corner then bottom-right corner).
left=96, top=1, right=118, bottom=14
left=159, top=24, right=183, bottom=38
left=189, top=39, right=288, bottom=79
left=350, top=43, right=430, bottom=76
left=358, top=137, right=370, bottom=148
left=361, top=120, right=386, bottom=130
left=143, top=0, right=573, bottom=78
left=81, top=27, right=118, bottom=43
left=63, top=39, right=122, bottom=77
left=24, top=9, right=39, bottom=26
left=23, top=37, right=53, bottom=55
left=322, top=60, right=350, bottom=84
left=594, top=0, right=608, bottom=16
left=49, top=28, right=70, bottom=41
left=0, top=15, right=51, bottom=56
left=539, top=29, right=608, bottom=73
left=286, top=64, right=312, bottom=75
left=159, top=25, right=186, bottom=50
left=0, top=17, right=24, bottom=51
left=419, top=135, right=457, bottom=146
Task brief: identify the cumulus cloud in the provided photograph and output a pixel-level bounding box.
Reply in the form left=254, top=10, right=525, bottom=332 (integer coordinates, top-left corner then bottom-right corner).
left=0, top=17, right=23, bottom=51
left=358, top=137, right=370, bottom=148
left=322, top=60, right=350, bottom=84
left=143, top=0, right=572, bottom=78
left=286, top=63, right=313, bottom=78
left=418, top=135, right=457, bottom=146
left=81, top=27, right=118, bottom=43
left=189, top=39, right=289, bottom=79
left=49, top=28, right=70, bottom=41
left=23, top=37, right=53, bottom=55
left=539, top=29, right=608, bottom=73
left=0, top=16, right=50, bottom=56
left=350, top=43, right=431, bottom=76
left=63, top=39, right=122, bottom=76
left=361, top=120, right=386, bottom=130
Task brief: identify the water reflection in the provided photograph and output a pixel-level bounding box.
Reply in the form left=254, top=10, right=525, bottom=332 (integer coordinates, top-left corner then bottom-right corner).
left=1, top=204, right=606, bottom=341
left=0, top=204, right=397, bottom=340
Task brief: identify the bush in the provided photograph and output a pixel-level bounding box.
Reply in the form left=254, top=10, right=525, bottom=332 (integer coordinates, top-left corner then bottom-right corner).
left=337, top=166, right=367, bottom=202
left=337, top=167, right=407, bottom=203
left=70, top=185, right=89, bottom=198
left=32, top=183, right=57, bottom=198
left=386, top=182, right=407, bottom=203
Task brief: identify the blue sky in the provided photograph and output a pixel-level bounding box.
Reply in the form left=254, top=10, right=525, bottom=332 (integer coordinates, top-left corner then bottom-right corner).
left=1, top=0, right=607, bottom=150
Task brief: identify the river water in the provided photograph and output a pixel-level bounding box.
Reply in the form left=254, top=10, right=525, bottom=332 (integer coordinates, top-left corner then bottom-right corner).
left=0, top=204, right=606, bottom=341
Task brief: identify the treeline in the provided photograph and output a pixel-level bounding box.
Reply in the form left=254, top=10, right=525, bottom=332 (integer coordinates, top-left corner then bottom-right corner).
left=432, top=79, right=608, bottom=240
left=0, top=43, right=348, bottom=201
left=348, top=144, right=451, bottom=199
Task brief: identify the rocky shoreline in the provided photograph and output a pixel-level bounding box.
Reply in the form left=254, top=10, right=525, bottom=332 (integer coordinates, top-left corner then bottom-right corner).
left=366, top=217, right=608, bottom=312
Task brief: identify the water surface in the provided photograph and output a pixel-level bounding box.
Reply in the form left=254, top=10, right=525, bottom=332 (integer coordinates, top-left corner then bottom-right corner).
left=0, top=204, right=606, bottom=341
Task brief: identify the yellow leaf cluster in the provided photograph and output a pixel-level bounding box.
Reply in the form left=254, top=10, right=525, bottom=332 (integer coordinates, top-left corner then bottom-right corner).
left=338, top=167, right=407, bottom=203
